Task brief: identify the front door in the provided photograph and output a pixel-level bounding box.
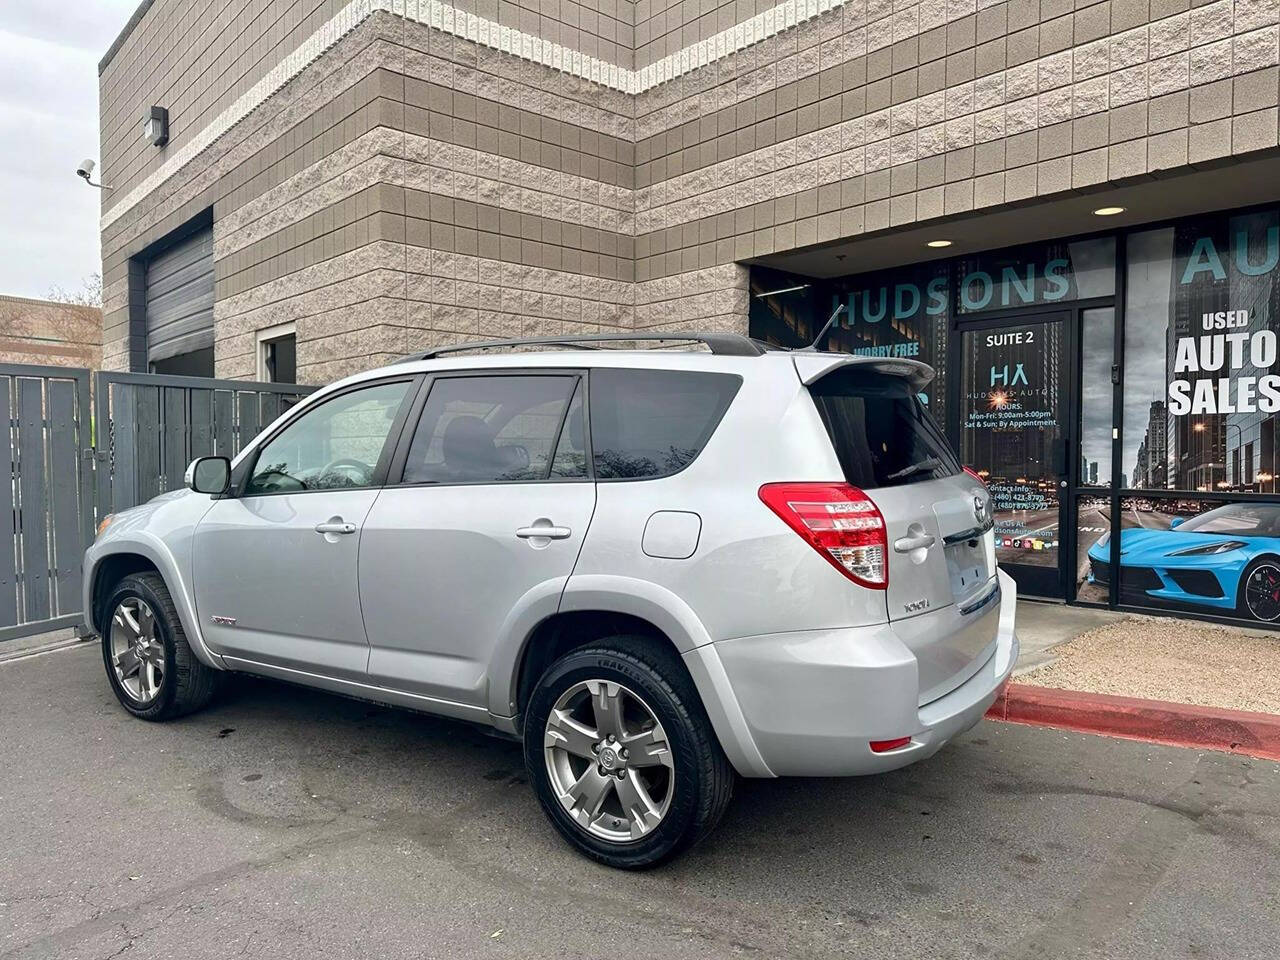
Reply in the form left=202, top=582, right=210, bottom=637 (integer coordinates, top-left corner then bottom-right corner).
left=192, top=378, right=416, bottom=679
left=957, top=314, right=1072, bottom=598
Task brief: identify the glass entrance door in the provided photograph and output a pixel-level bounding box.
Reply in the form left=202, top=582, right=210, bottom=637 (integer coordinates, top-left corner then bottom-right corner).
left=958, top=315, right=1071, bottom=598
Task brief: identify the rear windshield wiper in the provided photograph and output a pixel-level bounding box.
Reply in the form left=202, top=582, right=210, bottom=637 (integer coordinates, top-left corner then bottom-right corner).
left=885, top=456, right=944, bottom=481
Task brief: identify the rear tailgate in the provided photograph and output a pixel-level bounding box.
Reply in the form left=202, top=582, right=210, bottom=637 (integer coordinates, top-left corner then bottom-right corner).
left=801, top=357, right=1000, bottom=703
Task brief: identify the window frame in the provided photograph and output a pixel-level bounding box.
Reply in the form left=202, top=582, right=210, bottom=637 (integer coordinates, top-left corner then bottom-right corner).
left=230, top=374, right=422, bottom=499
left=256, top=321, right=297, bottom=383
left=387, top=368, right=595, bottom=488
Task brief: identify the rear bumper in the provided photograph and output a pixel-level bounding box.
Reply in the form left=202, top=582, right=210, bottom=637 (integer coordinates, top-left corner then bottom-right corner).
left=684, top=569, right=1019, bottom=777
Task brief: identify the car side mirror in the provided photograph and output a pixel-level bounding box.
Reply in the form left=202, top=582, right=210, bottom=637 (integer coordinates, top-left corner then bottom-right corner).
left=186, top=456, right=231, bottom=495
left=1170, top=517, right=1184, bottom=529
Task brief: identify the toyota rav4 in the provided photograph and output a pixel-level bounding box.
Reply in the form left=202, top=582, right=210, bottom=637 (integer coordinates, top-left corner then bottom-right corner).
left=84, top=333, right=1018, bottom=868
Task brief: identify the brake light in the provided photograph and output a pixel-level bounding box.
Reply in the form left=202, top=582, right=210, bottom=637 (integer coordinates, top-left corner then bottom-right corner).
left=758, top=483, right=888, bottom=589
left=963, top=465, right=987, bottom=487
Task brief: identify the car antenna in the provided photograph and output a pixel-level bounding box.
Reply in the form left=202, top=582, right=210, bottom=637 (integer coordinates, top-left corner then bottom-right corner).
left=797, top=303, right=847, bottom=352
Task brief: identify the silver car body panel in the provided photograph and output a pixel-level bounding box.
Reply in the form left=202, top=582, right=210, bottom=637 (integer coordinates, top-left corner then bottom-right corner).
left=192, top=490, right=380, bottom=682
left=83, top=346, right=1018, bottom=778
left=359, top=482, right=596, bottom=709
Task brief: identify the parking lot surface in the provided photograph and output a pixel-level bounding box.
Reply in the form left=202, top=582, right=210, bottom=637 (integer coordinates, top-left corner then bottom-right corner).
left=2, top=642, right=1278, bottom=960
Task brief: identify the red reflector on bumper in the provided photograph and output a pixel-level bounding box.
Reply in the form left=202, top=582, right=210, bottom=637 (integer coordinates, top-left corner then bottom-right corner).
left=869, top=737, right=912, bottom=753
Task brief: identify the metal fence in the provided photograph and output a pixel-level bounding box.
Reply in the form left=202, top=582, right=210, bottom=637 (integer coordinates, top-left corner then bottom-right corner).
left=0, top=365, right=317, bottom=642
left=0, top=365, right=95, bottom=641
left=95, top=372, right=314, bottom=515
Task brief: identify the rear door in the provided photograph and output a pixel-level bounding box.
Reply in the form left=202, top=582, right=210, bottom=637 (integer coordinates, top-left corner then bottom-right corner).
left=358, top=372, right=596, bottom=713
left=806, top=366, right=999, bottom=701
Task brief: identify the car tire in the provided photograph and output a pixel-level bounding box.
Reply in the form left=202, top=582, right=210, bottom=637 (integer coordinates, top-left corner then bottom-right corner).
left=101, top=572, right=221, bottom=721
left=523, top=636, right=735, bottom=869
left=1237, top=557, right=1280, bottom=623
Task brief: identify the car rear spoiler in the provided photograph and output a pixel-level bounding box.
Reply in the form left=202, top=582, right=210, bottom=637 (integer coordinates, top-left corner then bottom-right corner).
left=792, top=353, right=936, bottom=391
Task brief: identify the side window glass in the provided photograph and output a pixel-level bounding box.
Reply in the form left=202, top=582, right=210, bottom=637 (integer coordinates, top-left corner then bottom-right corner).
left=244, top=381, right=410, bottom=494
left=550, top=382, right=587, bottom=478
left=589, top=368, right=741, bottom=480
left=403, top=375, right=579, bottom=484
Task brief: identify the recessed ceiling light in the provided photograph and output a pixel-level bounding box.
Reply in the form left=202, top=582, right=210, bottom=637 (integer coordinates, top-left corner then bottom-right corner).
left=926, top=239, right=952, bottom=248
left=1092, top=206, right=1126, bottom=216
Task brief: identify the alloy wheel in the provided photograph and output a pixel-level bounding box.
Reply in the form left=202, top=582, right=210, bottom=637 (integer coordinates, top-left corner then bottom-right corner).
left=1245, top=563, right=1280, bottom=622
left=109, top=597, right=165, bottom=703
left=543, top=679, right=675, bottom=843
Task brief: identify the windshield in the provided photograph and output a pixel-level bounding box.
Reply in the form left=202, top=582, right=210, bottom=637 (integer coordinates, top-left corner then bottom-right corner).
left=1176, top=503, right=1280, bottom=536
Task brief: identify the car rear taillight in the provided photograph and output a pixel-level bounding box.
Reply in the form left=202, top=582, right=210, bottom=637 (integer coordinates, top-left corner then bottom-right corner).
left=758, top=482, right=888, bottom=589
left=869, top=737, right=912, bottom=753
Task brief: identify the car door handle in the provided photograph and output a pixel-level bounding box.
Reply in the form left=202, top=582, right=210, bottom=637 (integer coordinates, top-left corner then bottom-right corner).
left=516, top=524, right=572, bottom=540
left=894, top=533, right=936, bottom=553
left=315, top=519, right=357, bottom=535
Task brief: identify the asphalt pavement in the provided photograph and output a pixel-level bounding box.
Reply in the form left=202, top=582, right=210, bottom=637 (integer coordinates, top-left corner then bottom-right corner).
left=2, top=642, right=1278, bottom=960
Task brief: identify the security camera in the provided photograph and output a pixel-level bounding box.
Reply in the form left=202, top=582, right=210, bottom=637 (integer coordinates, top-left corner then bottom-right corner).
left=76, top=159, right=110, bottom=188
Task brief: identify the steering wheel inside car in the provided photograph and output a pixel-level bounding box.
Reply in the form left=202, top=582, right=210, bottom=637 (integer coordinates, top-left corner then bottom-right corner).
left=319, top=457, right=375, bottom=487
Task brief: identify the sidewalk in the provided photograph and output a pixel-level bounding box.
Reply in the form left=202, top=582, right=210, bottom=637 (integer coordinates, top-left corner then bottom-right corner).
left=1004, top=599, right=1280, bottom=759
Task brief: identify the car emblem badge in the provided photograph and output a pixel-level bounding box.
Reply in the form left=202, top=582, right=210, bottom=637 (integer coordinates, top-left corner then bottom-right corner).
left=974, top=495, right=989, bottom=525
left=598, top=748, right=618, bottom=769
left=210, top=615, right=237, bottom=626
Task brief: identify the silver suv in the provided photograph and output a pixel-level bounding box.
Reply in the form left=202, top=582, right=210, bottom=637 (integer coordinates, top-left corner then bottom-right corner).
left=84, top=333, right=1018, bottom=868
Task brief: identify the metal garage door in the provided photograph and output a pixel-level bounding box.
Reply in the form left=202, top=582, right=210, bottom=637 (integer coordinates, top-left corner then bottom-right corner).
left=145, top=227, right=213, bottom=364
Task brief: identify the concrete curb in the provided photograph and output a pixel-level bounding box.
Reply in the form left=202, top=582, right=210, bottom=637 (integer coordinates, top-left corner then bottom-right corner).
left=986, top=683, right=1280, bottom=762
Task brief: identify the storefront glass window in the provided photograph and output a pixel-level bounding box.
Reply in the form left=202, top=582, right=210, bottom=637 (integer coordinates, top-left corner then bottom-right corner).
left=1113, top=495, right=1280, bottom=624
left=1075, top=493, right=1111, bottom=604
left=954, top=237, right=1116, bottom=315
left=826, top=262, right=951, bottom=424
left=1080, top=307, right=1115, bottom=487
left=959, top=319, right=1065, bottom=570
left=1124, top=207, right=1280, bottom=492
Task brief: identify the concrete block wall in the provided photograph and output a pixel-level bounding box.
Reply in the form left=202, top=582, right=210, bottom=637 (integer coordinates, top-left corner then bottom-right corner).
left=99, top=0, right=1279, bottom=383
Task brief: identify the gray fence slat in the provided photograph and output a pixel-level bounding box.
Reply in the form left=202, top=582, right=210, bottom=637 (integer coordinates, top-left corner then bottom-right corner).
left=260, top=392, right=280, bottom=427
left=47, top=380, right=82, bottom=616
left=190, top=389, right=213, bottom=460
left=17, top=378, right=50, bottom=622
left=237, top=393, right=260, bottom=453
left=111, top=381, right=138, bottom=514
left=163, top=387, right=187, bottom=491
left=213, top=390, right=233, bottom=458
left=135, top=386, right=161, bottom=505
left=0, top=378, right=17, bottom=626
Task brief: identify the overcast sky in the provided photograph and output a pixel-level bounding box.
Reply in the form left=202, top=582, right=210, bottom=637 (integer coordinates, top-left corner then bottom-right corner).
left=0, top=1, right=138, bottom=301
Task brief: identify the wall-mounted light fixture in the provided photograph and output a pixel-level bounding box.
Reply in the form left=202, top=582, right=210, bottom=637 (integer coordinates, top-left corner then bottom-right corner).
left=143, top=106, right=169, bottom=147
left=754, top=283, right=810, bottom=299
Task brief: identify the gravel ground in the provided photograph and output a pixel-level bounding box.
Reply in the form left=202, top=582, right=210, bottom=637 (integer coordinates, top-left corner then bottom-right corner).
left=1018, top=615, right=1280, bottom=713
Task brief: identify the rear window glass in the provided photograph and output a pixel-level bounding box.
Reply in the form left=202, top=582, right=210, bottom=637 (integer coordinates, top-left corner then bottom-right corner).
left=809, top=369, right=960, bottom=488
left=589, top=369, right=741, bottom=480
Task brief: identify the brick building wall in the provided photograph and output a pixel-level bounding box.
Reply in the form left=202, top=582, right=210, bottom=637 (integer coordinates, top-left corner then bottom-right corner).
left=99, top=0, right=1279, bottom=384
left=0, top=296, right=102, bottom=370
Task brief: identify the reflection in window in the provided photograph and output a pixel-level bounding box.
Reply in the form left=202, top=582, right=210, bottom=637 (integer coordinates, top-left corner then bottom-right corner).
left=245, top=381, right=410, bottom=494
left=1079, top=307, right=1114, bottom=487
left=403, top=376, right=579, bottom=484
left=589, top=369, right=740, bottom=480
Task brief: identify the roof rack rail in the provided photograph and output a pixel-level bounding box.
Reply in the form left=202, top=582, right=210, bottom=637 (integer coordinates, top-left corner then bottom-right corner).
left=399, top=332, right=772, bottom=362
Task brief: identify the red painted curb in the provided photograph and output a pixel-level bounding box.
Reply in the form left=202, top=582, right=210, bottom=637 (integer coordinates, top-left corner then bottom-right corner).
left=984, top=683, right=1280, bottom=762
